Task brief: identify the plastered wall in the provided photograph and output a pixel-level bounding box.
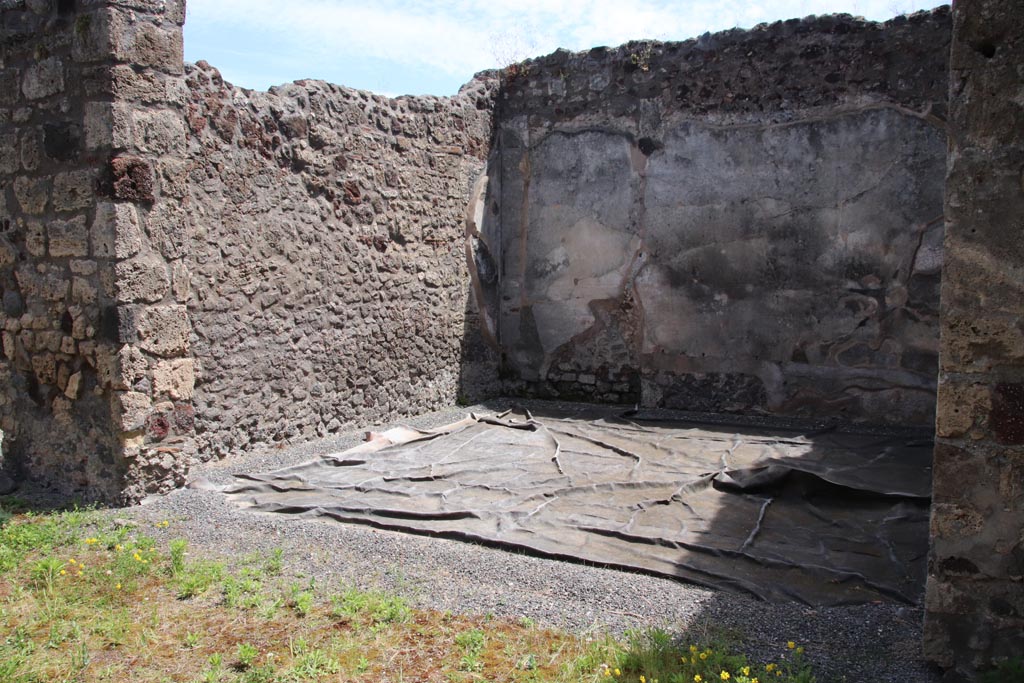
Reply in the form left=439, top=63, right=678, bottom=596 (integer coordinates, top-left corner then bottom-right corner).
left=475, top=9, right=951, bottom=426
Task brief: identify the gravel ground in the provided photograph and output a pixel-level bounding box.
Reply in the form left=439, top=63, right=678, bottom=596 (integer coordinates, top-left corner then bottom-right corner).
left=93, top=399, right=939, bottom=683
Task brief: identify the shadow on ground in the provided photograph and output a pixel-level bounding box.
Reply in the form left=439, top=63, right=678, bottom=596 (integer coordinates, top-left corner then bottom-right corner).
left=218, top=398, right=939, bottom=681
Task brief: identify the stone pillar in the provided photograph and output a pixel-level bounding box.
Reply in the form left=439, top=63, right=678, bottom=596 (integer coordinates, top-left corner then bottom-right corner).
left=0, top=0, right=192, bottom=502
left=924, top=0, right=1024, bottom=676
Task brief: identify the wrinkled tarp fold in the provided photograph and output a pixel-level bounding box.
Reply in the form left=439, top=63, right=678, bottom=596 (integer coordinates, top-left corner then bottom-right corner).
left=225, top=406, right=932, bottom=606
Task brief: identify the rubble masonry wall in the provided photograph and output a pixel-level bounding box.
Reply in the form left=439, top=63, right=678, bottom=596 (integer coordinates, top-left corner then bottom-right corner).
left=0, top=0, right=193, bottom=502
left=924, top=0, right=1024, bottom=673
left=182, top=64, right=498, bottom=458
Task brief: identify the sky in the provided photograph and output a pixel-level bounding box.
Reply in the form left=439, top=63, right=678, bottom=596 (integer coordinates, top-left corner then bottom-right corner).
left=183, top=0, right=947, bottom=97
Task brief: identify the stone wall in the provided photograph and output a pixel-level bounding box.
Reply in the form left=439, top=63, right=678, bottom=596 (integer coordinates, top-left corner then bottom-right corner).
left=0, top=0, right=191, bottom=502
left=183, top=63, right=497, bottom=457
left=924, top=0, right=1024, bottom=675
left=476, top=9, right=951, bottom=425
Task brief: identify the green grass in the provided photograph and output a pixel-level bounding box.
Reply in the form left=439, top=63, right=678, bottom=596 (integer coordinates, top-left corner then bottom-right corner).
left=0, top=497, right=819, bottom=682
left=980, top=658, right=1024, bottom=683
left=614, top=629, right=814, bottom=683
left=330, top=584, right=411, bottom=628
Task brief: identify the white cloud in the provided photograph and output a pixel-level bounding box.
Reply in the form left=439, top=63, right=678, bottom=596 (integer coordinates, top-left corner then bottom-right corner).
left=186, top=0, right=945, bottom=91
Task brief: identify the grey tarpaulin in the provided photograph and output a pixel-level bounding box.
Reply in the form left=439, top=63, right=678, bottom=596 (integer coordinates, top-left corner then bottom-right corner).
left=224, top=405, right=932, bottom=606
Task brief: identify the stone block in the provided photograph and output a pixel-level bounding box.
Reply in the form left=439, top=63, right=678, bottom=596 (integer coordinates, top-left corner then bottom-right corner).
left=43, top=121, right=83, bottom=162
left=103, top=0, right=187, bottom=26
left=0, top=133, right=18, bottom=174
left=70, top=260, right=98, bottom=276
left=25, top=220, right=47, bottom=257
left=1, top=332, right=14, bottom=361
left=104, top=156, right=154, bottom=203
left=13, top=177, right=49, bottom=215
left=91, top=201, right=142, bottom=258
left=18, top=330, right=35, bottom=353
left=930, top=502, right=987, bottom=544
left=57, top=362, right=72, bottom=392
left=132, top=108, right=185, bottom=155
left=152, top=358, right=194, bottom=399
left=990, top=383, right=1024, bottom=445
left=170, top=261, right=189, bottom=301
left=20, top=128, right=41, bottom=172
left=936, top=380, right=991, bottom=439
left=83, top=101, right=133, bottom=150
left=105, top=64, right=164, bottom=102
left=159, top=158, right=188, bottom=198
left=71, top=10, right=110, bottom=63
left=72, top=277, right=98, bottom=305
left=940, top=313, right=1024, bottom=372
left=112, top=390, right=151, bottom=432
left=931, top=443, right=983, bottom=505
left=109, top=11, right=184, bottom=75
left=71, top=308, right=94, bottom=340
left=144, top=201, right=188, bottom=259
left=114, top=255, right=169, bottom=303
left=102, top=344, right=147, bottom=390
left=31, top=352, right=56, bottom=384
left=64, top=371, right=82, bottom=399
left=941, top=247, right=1024, bottom=315
left=99, top=267, right=117, bottom=300
left=2, top=290, right=23, bottom=317
left=21, top=57, right=64, bottom=100
left=0, top=241, right=15, bottom=268
left=15, top=264, right=68, bottom=302
left=48, top=216, right=89, bottom=257
left=52, top=169, right=96, bottom=212
left=39, top=330, right=62, bottom=353
left=0, top=69, right=18, bottom=107
left=145, top=409, right=171, bottom=440
left=135, top=304, right=189, bottom=357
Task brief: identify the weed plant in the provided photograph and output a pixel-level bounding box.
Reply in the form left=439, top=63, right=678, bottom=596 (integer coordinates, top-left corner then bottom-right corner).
left=0, top=497, right=818, bottom=682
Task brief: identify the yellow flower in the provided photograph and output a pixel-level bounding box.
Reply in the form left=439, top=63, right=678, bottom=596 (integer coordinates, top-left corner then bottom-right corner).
left=700, top=653, right=708, bottom=661
left=60, top=569, right=66, bottom=576
left=720, top=672, right=730, bottom=681
left=765, top=664, right=775, bottom=672
left=77, top=570, right=83, bottom=576
left=694, top=676, right=702, bottom=683
left=614, top=669, right=620, bottom=676
left=786, top=642, right=795, bottom=650
left=85, top=537, right=98, bottom=545
left=752, top=679, right=758, bottom=683
left=742, top=667, right=750, bottom=676
left=115, top=583, right=122, bottom=590
left=68, top=558, right=76, bottom=565
left=604, top=670, right=611, bottom=678
left=115, top=544, right=123, bottom=552
left=640, top=676, right=646, bottom=683
left=796, top=647, right=804, bottom=655
left=690, top=645, right=699, bottom=654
